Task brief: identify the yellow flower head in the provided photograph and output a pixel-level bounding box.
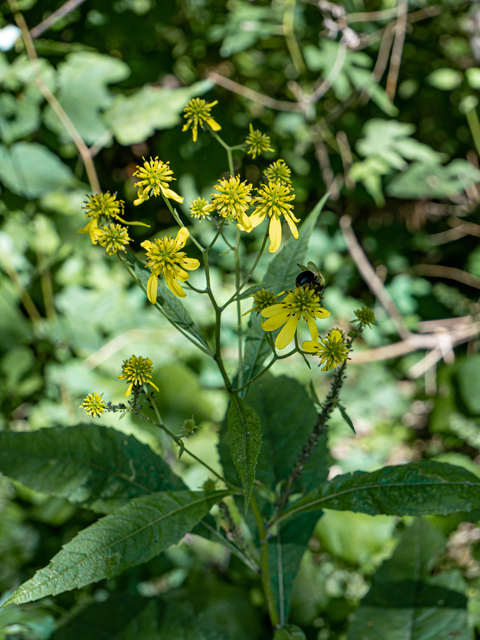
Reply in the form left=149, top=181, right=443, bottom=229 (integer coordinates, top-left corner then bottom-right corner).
left=78, top=192, right=124, bottom=242
left=206, top=175, right=253, bottom=231
left=190, top=196, right=211, bottom=221
left=303, top=329, right=349, bottom=371
left=80, top=392, right=106, bottom=418
left=264, top=159, right=292, bottom=184
left=182, top=98, right=221, bottom=142
left=245, top=124, right=274, bottom=159
left=118, top=355, right=159, bottom=397
left=141, top=227, right=200, bottom=302
left=249, top=180, right=298, bottom=253
left=261, top=286, right=330, bottom=350
left=133, top=158, right=183, bottom=206
left=354, top=307, right=376, bottom=328
left=95, top=223, right=131, bottom=256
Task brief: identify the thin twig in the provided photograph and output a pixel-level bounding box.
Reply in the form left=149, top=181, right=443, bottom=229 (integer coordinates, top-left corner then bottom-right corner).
left=386, top=0, right=408, bottom=101
left=310, top=42, right=347, bottom=103
left=312, top=123, right=340, bottom=200
left=340, top=215, right=412, bottom=339
left=30, top=0, right=87, bottom=39
left=413, top=264, right=480, bottom=290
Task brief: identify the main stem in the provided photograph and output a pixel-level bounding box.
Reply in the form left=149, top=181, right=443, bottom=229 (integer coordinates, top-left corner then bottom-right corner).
left=235, top=229, right=244, bottom=388
left=250, top=493, right=280, bottom=628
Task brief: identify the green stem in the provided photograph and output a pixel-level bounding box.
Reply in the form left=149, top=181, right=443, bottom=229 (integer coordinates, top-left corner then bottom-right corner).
left=212, top=132, right=235, bottom=175
left=250, top=493, right=280, bottom=628
left=235, top=228, right=244, bottom=389
left=205, top=219, right=226, bottom=253
left=232, top=347, right=297, bottom=394
left=161, top=195, right=204, bottom=252
left=465, top=105, right=480, bottom=158
left=283, top=0, right=306, bottom=75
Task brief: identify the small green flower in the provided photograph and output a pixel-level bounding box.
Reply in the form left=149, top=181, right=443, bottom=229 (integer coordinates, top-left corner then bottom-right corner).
left=245, top=124, right=274, bottom=159
left=303, top=329, right=350, bottom=371
left=118, top=355, right=160, bottom=396
left=203, top=478, right=217, bottom=491
left=182, top=98, right=221, bottom=142
left=354, top=307, right=376, bottom=328
left=95, top=223, right=131, bottom=256
left=80, top=392, right=106, bottom=418
left=189, top=197, right=211, bottom=221
left=244, top=288, right=281, bottom=325
left=183, top=416, right=198, bottom=437
left=264, top=159, right=291, bottom=184
left=133, top=157, right=183, bottom=205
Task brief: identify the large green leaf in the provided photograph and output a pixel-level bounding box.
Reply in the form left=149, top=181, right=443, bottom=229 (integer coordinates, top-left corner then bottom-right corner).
left=347, top=519, right=471, bottom=640
left=0, top=425, right=186, bottom=513
left=5, top=490, right=229, bottom=605
left=105, top=80, right=214, bottom=145
left=123, top=249, right=211, bottom=354
left=281, top=461, right=480, bottom=522
left=242, top=194, right=329, bottom=390
left=227, top=395, right=262, bottom=511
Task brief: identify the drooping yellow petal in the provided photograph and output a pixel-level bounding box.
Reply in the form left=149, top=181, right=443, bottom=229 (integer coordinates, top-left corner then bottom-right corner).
left=175, top=226, right=190, bottom=248
left=206, top=117, right=221, bottom=132
left=302, top=340, right=321, bottom=353
left=262, top=311, right=291, bottom=331
left=165, top=270, right=186, bottom=298
left=261, top=304, right=288, bottom=318
left=125, top=382, right=134, bottom=397
left=248, top=210, right=266, bottom=229
left=284, top=213, right=299, bottom=240
left=308, top=316, right=319, bottom=342
left=275, top=314, right=300, bottom=349
left=148, top=380, right=160, bottom=392
left=146, top=273, right=159, bottom=304
left=174, top=266, right=190, bottom=282
left=162, top=187, right=184, bottom=203
left=316, top=308, right=331, bottom=319
left=268, top=215, right=282, bottom=253
left=179, top=257, right=200, bottom=271
left=237, top=209, right=252, bottom=232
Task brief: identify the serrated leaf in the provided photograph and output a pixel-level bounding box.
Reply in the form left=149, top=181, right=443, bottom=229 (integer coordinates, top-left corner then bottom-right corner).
left=338, top=405, right=356, bottom=434
left=227, top=395, right=261, bottom=511
left=0, top=425, right=186, bottom=513
left=123, top=249, right=211, bottom=354
left=281, top=461, right=480, bottom=522
left=242, top=193, right=329, bottom=389
left=348, top=519, right=471, bottom=640
left=5, top=490, right=229, bottom=605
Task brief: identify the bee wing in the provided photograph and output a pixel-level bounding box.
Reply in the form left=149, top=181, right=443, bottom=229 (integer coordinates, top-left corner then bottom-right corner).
left=297, top=263, right=308, bottom=272
left=306, top=261, right=320, bottom=275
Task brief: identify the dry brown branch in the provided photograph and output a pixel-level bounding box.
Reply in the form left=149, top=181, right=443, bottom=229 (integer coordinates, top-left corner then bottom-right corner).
left=413, top=264, right=480, bottom=290
left=340, top=215, right=412, bottom=339
left=448, top=217, right=480, bottom=237
left=386, top=0, right=408, bottom=101
left=336, top=131, right=354, bottom=189
left=30, top=0, right=87, bottom=39
left=312, top=123, right=340, bottom=200
left=427, top=227, right=469, bottom=245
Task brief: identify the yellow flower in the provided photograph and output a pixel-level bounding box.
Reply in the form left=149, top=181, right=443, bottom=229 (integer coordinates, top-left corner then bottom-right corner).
left=264, top=159, right=292, bottom=184
left=80, top=392, right=106, bottom=418
left=182, top=98, right=221, bottom=142
left=249, top=180, right=298, bottom=253
left=95, top=224, right=131, bottom=256
left=261, top=286, right=330, bottom=350
left=206, top=175, right=253, bottom=231
left=303, top=329, right=349, bottom=371
left=245, top=124, right=274, bottom=159
left=133, top=158, right=183, bottom=205
left=118, top=355, right=159, bottom=397
left=190, top=196, right=211, bottom=221
left=78, top=192, right=124, bottom=242
left=141, top=227, right=200, bottom=302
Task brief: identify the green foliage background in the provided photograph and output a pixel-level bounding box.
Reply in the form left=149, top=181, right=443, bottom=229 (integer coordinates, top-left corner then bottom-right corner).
left=1, top=0, right=480, bottom=638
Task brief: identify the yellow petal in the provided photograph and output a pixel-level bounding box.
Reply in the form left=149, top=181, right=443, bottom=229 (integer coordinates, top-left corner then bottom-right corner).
left=262, top=312, right=290, bottom=331
left=146, top=273, right=158, bottom=304
left=275, top=314, right=300, bottom=349
left=261, top=304, right=287, bottom=318
left=165, top=270, right=186, bottom=298
left=180, top=257, right=200, bottom=271
left=162, top=187, right=184, bottom=203
left=302, top=340, right=320, bottom=353
left=317, top=308, right=331, bottom=319
left=175, top=226, right=190, bottom=248
left=284, top=214, right=299, bottom=239
left=237, top=209, right=252, bottom=232
left=206, top=117, right=221, bottom=132
left=330, top=329, right=343, bottom=342
left=174, top=266, right=189, bottom=282
left=249, top=210, right=266, bottom=229
left=308, top=316, right=319, bottom=342
left=124, top=382, right=134, bottom=397
left=268, top=215, right=282, bottom=253
left=148, top=380, right=160, bottom=392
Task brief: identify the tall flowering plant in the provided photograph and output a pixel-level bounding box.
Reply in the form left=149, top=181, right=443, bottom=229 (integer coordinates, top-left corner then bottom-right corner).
left=3, top=99, right=479, bottom=639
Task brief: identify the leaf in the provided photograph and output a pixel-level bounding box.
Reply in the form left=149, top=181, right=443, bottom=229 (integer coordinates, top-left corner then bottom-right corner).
left=347, top=519, right=471, bottom=640
left=0, top=142, right=76, bottom=198
left=160, top=601, right=233, bottom=639
left=105, top=80, right=214, bottom=145
left=455, top=354, right=480, bottom=416
left=44, top=52, right=130, bottom=144
left=427, top=68, right=463, bottom=91
left=123, top=248, right=211, bottom=354
left=274, top=624, right=307, bottom=640
left=281, top=461, right=480, bottom=522
left=242, top=193, right=329, bottom=389
left=0, top=425, right=186, bottom=513
left=5, top=490, right=229, bottom=605
left=0, top=92, right=39, bottom=145
left=227, top=395, right=262, bottom=511
left=338, top=405, right=356, bottom=434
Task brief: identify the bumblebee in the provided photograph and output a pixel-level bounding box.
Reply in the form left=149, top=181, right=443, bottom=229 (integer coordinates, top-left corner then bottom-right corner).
left=295, top=262, right=325, bottom=298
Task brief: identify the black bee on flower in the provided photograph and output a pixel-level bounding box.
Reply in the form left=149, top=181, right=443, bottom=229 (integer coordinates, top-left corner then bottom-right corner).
left=295, top=262, right=325, bottom=298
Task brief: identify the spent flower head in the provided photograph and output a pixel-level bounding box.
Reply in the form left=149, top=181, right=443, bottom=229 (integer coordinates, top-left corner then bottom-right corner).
left=206, top=175, right=253, bottom=231
left=264, top=159, right=292, bottom=184
left=95, top=223, right=131, bottom=256
left=189, top=196, right=211, bottom=221
left=244, top=288, right=282, bottom=325
left=249, top=180, right=298, bottom=253
left=183, top=416, right=198, bottom=437
left=133, top=158, right=183, bottom=205
left=182, top=98, right=221, bottom=142
left=261, top=286, right=330, bottom=350
left=118, top=355, right=159, bottom=397
left=141, top=227, right=200, bottom=302
left=354, top=307, right=376, bottom=328
left=245, top=124, right=274, bottom=159
left=80, top=392, right=106, bottom=418
left=303, top=329, right=350, bottom=371
left=203, top=479, right=217, bottom=492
